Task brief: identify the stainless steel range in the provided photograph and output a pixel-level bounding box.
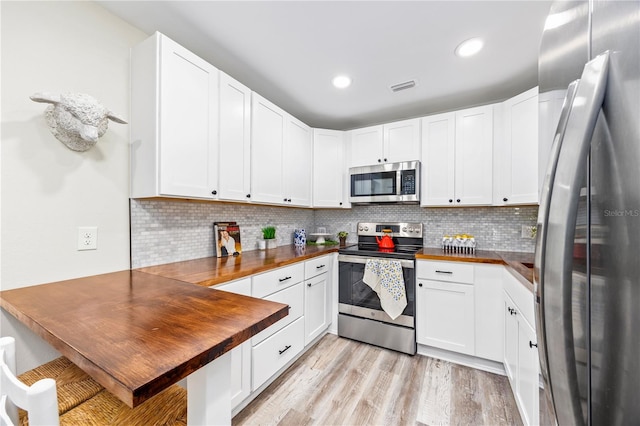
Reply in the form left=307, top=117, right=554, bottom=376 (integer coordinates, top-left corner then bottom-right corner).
left=337, top=222, right=423, bottom=355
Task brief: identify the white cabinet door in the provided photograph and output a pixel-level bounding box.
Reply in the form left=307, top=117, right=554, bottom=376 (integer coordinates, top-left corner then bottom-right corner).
left=503, top=291, right=519, bottom=384
left=495, top=87, right=539, bottom=205
left=131, top=32, right=219, bottom=200
left=348, top=125, right=384, bottom=167
left=218, top=72, right=251, bottom=202
left=454, top=105, right=494, bottom=205
left=313, top=129, right=346, bottom=208
left=283, top=116, right=312, bottom=206
left=416, top=279, right=475, bottom=355
left=304, top=273, right=329, bottom=345
left=383, top=118, right=421, bottom=163
left=421, top=112, right=456, bottom=206
left=517, top=317, right=540, bottom=426
left=474, top=265, right=504, bottom=362
left=251, top=93, right=285, bottom=204
left=212, top=278, right=251, bottom=409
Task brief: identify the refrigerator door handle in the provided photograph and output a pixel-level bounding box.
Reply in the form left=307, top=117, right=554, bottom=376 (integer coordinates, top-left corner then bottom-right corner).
left=541, top=51, right=610, bottom=426
left=534, top=79, right=579, bottom=417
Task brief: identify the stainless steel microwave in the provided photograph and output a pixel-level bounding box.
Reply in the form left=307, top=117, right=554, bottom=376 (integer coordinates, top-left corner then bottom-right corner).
left=349, top=161, right=420, bottom=204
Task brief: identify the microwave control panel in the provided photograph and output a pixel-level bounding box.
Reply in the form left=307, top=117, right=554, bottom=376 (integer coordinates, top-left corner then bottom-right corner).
left=401, top=170, right=416, bottom=195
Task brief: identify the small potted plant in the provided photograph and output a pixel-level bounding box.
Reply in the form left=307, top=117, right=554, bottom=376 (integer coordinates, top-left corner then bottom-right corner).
left=337, top=231, right=349, bottom=247
left=260, top=226, right=277, bottom=250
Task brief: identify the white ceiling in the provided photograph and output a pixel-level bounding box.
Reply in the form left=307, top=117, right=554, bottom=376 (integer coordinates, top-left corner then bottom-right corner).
left=98, top=1, right=552, bottom=130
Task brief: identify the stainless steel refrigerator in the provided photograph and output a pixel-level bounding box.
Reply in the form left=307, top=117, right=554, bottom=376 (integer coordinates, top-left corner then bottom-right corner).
left=535, top=1, right=639, bottom=425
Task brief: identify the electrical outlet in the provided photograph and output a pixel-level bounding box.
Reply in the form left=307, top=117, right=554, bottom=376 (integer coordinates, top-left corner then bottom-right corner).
left=77, top=227, right=98, bottom=250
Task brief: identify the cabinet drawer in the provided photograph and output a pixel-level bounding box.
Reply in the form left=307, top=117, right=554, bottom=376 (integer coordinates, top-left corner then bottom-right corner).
left=252, top=317, right=304, bottom=391
left=212, top=277, right=251, bottom=296
left=417, top=260, right=474, bottom=284
left=305, top=255, right=331, bottom=279
left=503, top=269, right=535, bottom=328
left=252, top=282, right=303, bottom=345
left=253, top=263, right=304, bottom=298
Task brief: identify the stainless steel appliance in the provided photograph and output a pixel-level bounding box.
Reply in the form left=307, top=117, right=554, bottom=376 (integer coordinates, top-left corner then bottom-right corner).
left=536, top=1, right=639, bottom=425
left=349, top=161, right=420, bottom=204
left=338, top=222, right=423, bottom=355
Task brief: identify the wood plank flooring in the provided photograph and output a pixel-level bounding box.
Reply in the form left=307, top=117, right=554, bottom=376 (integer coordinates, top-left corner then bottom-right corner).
left=233, top=334, right=523, bottom=426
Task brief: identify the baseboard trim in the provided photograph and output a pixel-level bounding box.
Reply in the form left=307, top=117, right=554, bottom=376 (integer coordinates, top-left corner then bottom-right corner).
left=417, top=344, right=506, bottom=376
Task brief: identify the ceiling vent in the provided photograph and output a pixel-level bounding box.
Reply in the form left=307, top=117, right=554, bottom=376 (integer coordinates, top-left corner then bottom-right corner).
left=390, top=80, right=416, bottom=92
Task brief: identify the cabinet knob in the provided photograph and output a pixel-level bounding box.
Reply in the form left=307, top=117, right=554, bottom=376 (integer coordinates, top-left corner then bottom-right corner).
left=378, top=159, right=382, bottom=163
left=529, top=341, right=538, bottom=348
left=287, top=198, right=292, bottom=202
left=339, top=202, right=343, bottom=206
left=383, top=158, right=387, bottom=162
left=246, top=194, right=251, bottom=198
left=284, top=198, right=288, bottom=202
left=449, top=199, right=453, bottom=203
left=503, top=197, right=508, bottom=202
left=211, top=190, right=217, bottom=195
left=307, top=282, right=312, bottom=287
left=456, top=199, right=461, bottom=203
left=418, top=282, right=423, bottom=287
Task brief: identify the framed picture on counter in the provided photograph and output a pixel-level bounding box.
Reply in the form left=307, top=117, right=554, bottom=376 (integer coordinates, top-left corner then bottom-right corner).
left=214, top=222, right=242, bottom=257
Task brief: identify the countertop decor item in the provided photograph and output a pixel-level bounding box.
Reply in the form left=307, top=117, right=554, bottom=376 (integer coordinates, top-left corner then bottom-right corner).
left=30, top=92, right=127, bottom=152
left=294, top=229, right=306, bottom=247
left=260, top=226, right=277, bottom=249
left=337, top=231, right=348, bottom=247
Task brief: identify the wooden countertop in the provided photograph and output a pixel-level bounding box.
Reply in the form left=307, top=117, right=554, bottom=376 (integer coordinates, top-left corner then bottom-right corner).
left=417, top=247, right=535, bottom=291
left=136, top=245, right=339, bottom=287
left=0, top=270, right=288, bottom=408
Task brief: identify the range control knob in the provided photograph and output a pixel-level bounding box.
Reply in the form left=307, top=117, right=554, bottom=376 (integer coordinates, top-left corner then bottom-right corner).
left=364, top=227, right=369, bottom=231
left=402, top=227, right=407, bottom=232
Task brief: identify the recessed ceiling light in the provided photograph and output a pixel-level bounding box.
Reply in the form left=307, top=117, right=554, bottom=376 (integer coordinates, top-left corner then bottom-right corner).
left=455, top=37, right=484, bottom=58
left=332, top=75, right=352, bottom=89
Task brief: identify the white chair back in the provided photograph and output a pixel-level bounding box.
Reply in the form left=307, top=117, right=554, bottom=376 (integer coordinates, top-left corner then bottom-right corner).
left=0, top=337, right=59, bottom=426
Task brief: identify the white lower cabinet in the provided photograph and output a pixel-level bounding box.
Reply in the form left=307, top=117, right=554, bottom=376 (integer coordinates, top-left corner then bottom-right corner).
left=503, top=271, right=539, bottom=426
left=211, top=278, right=251, bottom=409
left=251, top=282, right=304, bottom=345
left=304, top=273, right=329, bottom=345
left=416, top=279, right=475, bottom=355
left=252, top=317, right=305, bottom=391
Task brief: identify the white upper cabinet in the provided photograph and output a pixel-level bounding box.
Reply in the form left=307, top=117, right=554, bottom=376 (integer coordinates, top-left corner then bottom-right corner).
left=312, top=129, right=347, bottom=208
left=250, top=92, right=312, bottom=207
left=421, top=105, right=494, bottom=206
left=348, top=118, right=421, bottom=167
left=251, top=93, right=286, bottom=205
left=131, top=32, right=219, bottom=200
left=218, top=72, right=252, bottom=202
left=383, top=118, right=422, bottom=163
left=494, top=87, right=539, bottom=205
left=283, top=116, right=312, bottom=206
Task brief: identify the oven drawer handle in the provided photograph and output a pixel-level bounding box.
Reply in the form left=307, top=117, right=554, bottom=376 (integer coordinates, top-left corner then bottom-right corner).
left=278, top=345, right=292, bottom=355
left=435, top=270, right=453, bottom=275
left=338, top=254, right=414, bottom=269
left=278, top=276, right=292, bottom=282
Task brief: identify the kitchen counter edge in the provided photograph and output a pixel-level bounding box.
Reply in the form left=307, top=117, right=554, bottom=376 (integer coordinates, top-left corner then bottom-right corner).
left=416, top=248, right=534, bottom=292
left=135, top=245, right=340, bottom=288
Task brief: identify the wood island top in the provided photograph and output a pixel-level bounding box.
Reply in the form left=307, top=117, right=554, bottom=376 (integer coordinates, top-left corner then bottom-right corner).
left=0, top=270, right=289, bottom=408
left=136, top=245, right=339, bottom=287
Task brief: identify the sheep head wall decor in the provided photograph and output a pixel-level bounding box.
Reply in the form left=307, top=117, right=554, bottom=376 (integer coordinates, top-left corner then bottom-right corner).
left=30, top=92, right=127, bottom=152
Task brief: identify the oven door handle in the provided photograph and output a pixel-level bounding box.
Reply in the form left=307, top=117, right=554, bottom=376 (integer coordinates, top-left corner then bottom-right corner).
left=338, top=254, right=415, bottom=269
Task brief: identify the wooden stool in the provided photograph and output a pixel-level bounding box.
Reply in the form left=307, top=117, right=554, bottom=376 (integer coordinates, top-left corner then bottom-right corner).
left=59, top=384, right=187, bottom=426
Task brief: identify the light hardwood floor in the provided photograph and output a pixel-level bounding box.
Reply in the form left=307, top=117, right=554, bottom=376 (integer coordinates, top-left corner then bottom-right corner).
left=233, top=333, right=523, bottom=426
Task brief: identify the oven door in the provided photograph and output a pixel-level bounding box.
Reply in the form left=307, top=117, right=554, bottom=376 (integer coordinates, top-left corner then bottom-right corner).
left=338, top=254, right=415, bottom=328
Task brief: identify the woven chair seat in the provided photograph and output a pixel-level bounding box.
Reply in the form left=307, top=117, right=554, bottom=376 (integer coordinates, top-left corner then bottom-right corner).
left=17, top=356, right=104, bottom=425
left=59, top=384, right=187, bottom=426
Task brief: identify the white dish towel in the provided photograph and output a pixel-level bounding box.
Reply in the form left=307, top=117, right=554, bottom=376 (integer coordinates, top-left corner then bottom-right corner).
left=363, top=258, right=407, bottom=320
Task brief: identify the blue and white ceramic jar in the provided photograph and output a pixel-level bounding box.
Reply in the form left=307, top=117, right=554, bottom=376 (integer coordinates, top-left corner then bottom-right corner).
left=294, top=229, right=306, bottom=247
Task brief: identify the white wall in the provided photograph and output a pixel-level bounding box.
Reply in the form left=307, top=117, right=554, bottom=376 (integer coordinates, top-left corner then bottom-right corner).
left=0, top=1, right=147, bottom=372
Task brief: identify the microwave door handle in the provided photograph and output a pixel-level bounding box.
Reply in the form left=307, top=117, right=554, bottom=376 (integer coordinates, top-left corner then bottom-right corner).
left=542, top=51, right=609, bottom=426
left=396, top=170, right=402, bottom=197
left=534, top=79, right=579, bottom=395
